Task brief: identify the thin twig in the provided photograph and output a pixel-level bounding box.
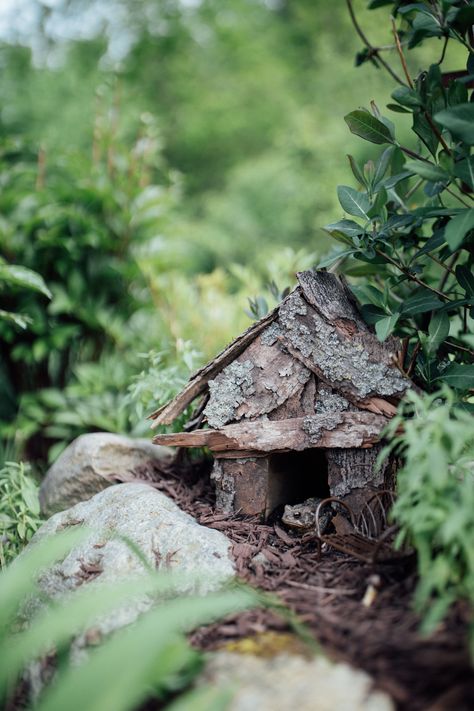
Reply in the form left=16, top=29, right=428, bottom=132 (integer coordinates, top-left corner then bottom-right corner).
left=405, top=177, right=423, bottom=201
left=439, top=253, right=460, bottom=292
left=392, top=18, right=414, bottom=88
left=375, top=248, right=450, bottom=300
left=285, top=580, right=358, bottom=596
left=445, top=339, right=474, bottom=356
left=346, top=0, right=406, bottom=86
left=437, top=36, right=449, bottom=65
left=423, top=111, right=452, bottom=155
left=445, top=186, right=471, bottom=208
left=427, top=252, right=456, bottom=276
left=406, top=342, right=421, bottom=378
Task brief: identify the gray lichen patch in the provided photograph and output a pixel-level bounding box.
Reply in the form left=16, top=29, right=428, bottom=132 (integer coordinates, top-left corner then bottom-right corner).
left=260, top=322, right=282, bottom=347
left=205, top=360, right=255, bottom=428
left=210, top=460, right=236, bottom=513
left=315, top=385, right=350, bottom=414
left=302, top=412, right=344, bottom=444
left=280, top=302, right=407, bottom=400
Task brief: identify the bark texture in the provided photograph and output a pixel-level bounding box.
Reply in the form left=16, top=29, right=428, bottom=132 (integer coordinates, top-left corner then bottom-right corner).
left=152, top=412, right=387, bottom=454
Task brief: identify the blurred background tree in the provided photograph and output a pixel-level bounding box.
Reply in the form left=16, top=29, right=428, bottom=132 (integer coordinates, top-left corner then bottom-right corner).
left=0, top=0, right=460, bottom=463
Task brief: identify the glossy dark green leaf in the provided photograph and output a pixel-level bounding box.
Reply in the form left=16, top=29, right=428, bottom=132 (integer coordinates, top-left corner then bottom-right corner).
left=0, top=264, right=51, bottom=299
left=434, top=104, right=474, bottom=145
left=337, top=186, right=371, bottom=219
left=453, top=157, right=474, bottom=191
left=359, top=303, right=386, bottom=325
left=401, top=288, right=444, bottom=315
left=444, top=209, right=474, bottom=250
left=317, top=249, right=355, bottom=269
left=426, top=312, right=450, bottom=355
left=413, top=112, right=439, bottom=157
left=344, top=110, right=394, bottom=145
left=375, top=313, right=399, bottom=341
left=373, top=146, right=394, bottom=187
left=404, top=160, right=449, bottom=183
left=326, top=219, right=363, bottom=236
left=381, top=170, right=413, bottom=190
left=415, top=229, right=446, bottom=257
left=447, top=81, right=468, bottom=107
left=391, top=86, right=423, bottom=108
left=368, top=187, right=387, bottom=218
left=347, top=155, right=367, bottom=187
left=436, top=363, right=474, bottom=390
left=386, top=103, right=411, bottom=114
left=455, top=264, right=474, bottom=296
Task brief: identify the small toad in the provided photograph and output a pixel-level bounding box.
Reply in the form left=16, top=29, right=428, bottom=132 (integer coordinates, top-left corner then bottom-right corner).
left=282, top=497, right=333, bottom=533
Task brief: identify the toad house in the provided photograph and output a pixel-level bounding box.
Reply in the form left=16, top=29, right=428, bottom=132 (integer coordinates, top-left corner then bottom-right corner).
left=150, top=271, right=411, bottom=519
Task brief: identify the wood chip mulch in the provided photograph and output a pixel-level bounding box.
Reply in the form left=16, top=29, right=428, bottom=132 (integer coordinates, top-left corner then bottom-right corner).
left=132, top=459, right=474, bottom=711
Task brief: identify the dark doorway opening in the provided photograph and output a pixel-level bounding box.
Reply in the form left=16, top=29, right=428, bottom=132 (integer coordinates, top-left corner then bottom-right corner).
left=266, top=449, right=329, bottom=517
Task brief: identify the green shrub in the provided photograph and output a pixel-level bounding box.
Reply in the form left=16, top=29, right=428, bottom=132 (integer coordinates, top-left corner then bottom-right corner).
left=0, top=461, right=42, bottom=567
left=323, top=0, right=473, bottom=397
left=0, top=124, right=176, bottom=433
left=381, top=388, right=474, bottom=656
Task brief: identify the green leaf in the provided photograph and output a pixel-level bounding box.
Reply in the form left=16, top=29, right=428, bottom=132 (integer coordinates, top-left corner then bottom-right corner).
left=360, top=303, right=386, bottom=325
left=426, top=312, right=450, bottom=355
left=401, top=288, right=444, bottom=315
left=0, top=309, right=31, bottom=329
left=373, top=146, right=394, bottom=187
left=323, top=219, right=363, bottom=239
left=436, top=363, right=474, bottom=390
left=456, top=264, right=474, bottom=296
left=413, top=113, right=438, bottom=157
left=317, top=249, right=355, bottom=269
left=415, top=230, right=446, bottom=257
left=337, top=186, right=371, bottom=219
left=347, top=154, right=367, bottom=187
left=434, top=104, right=474, bottom=145
left=35, top=589, right=255, bottom=711
left=386, top=103, right=411, bottom=114
left=453, top=157, right=474, bottom=191
left=375, top=313, right=399, bottom=341
left=367, top=187, right=387, bottom=218
left=404, top=160, right=449, bottom=183
left=391, top=86, right=423, bottom=109
left=344, top=110, right=394, bottom=145
left=444, top=209, right=474, bottom=250
left=166, top=686, right=234, bottom=711
left=0, top=264, right=51, bottom=299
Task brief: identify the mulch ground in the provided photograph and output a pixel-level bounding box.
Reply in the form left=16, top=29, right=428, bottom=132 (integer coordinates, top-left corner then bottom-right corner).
left=133, top=457, right=474, bottom=711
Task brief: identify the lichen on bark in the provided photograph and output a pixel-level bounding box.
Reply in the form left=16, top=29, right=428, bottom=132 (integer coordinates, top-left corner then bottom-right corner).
left=302, top=412, right=344, bottom=444
left=205, top=360, right=256, bottom=428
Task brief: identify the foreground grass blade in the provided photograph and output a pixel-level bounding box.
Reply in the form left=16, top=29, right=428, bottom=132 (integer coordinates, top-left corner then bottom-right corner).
left=36, top=589, right=256, bottom=711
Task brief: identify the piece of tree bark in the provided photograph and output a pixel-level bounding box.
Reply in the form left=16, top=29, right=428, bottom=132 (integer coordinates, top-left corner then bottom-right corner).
left=152, top=411, right=388, bottom=454
left=204, top=330, right=311, bottom=428
left=148, top=304, right=280, bottom=427
left=277, top=283, right=409, bottom=412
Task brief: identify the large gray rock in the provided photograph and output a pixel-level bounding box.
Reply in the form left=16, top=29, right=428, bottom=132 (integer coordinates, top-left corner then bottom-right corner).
left=23, top=483, right=235, bottom=695
left=203, top=652, right=394, bottom=711
left=32, top=483, right=235, bottom=603
left=39, top=433, right=173, bottom=515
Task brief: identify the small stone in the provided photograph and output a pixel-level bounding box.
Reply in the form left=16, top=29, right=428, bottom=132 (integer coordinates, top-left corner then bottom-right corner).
left=39, top=432, right=173, bottom=515
left=202, top=652, right=395, bottom=711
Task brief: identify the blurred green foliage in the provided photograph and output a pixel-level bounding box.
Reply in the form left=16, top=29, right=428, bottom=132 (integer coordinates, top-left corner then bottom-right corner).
left=381, top=387, right=474, bottom=657
left=0, top=460, right=42, bottom=567
left=0, top=529, right=257, bottom=709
